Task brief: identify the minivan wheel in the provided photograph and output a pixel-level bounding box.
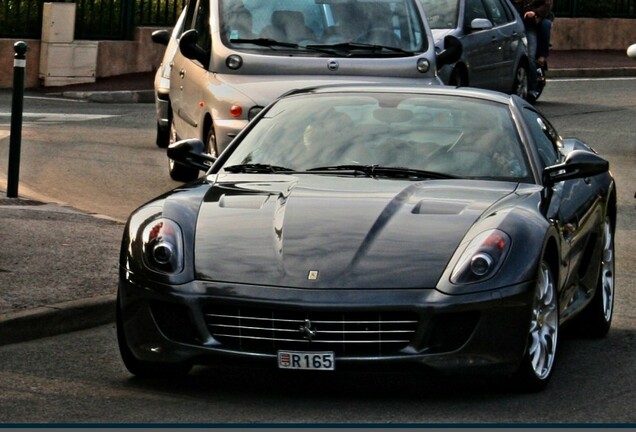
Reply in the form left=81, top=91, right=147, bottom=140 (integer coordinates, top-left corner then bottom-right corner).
left=449, top=67, right=465, bottom=87
left=156, top=123, right=170, bottom=148
left=168, top=118, right=200, bottom=182
left=156, top=108, right=172, bottom=148
left=206, top=126, right=218, bottom=158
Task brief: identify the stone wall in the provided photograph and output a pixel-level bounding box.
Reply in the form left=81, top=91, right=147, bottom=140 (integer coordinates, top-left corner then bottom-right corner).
left=0, top=17, right=635, bottom=89
left=550, top=17, right=636, bottom=51
left=0, top=27, right=165, bottom=89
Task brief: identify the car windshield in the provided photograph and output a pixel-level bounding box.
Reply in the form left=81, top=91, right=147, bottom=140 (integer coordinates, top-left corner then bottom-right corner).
left=220, top=0, right=428, bottom=53
left=222, top=92, right=532, bottom=181
left=420, top=0, right=459, bottom=29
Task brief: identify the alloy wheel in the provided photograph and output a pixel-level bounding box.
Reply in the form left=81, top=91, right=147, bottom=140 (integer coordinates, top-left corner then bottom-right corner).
left=600, top=217, right=615, bottom=322
left=528, top=261, right=558, bottom=380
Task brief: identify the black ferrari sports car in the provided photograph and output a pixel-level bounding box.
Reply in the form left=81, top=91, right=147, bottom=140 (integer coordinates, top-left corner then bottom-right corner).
left=117, top=85, right=616, bottom=391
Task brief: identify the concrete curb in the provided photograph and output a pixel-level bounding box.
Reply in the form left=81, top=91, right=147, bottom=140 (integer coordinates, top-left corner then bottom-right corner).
left=549, top=67, right=636, bottom=78
left=49, top=89, right=154, bottom=103
left=0, top=294, right=116, bottom=346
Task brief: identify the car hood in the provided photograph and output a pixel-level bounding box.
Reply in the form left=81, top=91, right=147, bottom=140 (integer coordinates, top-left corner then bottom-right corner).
left=194, top=174, right=517, bottom=289
left=216, top=74, right=441, bottom=107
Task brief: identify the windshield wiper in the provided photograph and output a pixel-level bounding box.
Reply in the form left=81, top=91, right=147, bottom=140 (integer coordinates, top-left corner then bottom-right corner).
left=305, top=42, right=413, bottom=56
left=307, top=164, right=373, bottom=176
left=230, top=37, right=299, bottom=48
left=223, top=163, right=295, bottom=173
left=307, top=164, right=458, bottom=179
left=230, top=38, right=335, bottom=55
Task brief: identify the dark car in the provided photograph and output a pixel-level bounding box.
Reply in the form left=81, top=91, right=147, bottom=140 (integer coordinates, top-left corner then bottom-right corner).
left=117, top=85, right=616, bottom=391
left=421, top=0, right=530, bottom=99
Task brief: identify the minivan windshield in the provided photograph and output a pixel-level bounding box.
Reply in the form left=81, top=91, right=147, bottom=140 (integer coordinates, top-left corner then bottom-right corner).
left=220, top=0, right=428, bottom=54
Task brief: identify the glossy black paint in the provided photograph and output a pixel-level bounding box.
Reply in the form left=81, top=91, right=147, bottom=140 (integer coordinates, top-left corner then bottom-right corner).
left=118, top=86, right=616, bottom=379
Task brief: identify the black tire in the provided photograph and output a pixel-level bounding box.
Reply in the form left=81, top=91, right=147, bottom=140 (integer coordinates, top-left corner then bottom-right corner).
left=116, top=294, right=192, bottom=378
left=513, top=260, right=559, bottom=392
left=512, top=63, right=529, bottom=101
left=575, top=216, right=615, bottom=338
left=449, top=67, right=464, bottom=87
left=205, top=125, right=219, bottom=158
left=168, top=118, right=200, bottom=182
left=156, top=123, right=170, bottom=148
left=156, top=107, right=172, bottom=148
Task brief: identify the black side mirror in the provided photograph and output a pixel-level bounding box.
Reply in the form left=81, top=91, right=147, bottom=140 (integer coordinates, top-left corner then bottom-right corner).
left=167, top=138, right=216, bottom=172
left=436, top=35, right=462, bottom=69
left=151, top=29, right=171, bottom=46
left=543, top=149, right=609, bottom=187
left=179, top=29, right=209, bottom=67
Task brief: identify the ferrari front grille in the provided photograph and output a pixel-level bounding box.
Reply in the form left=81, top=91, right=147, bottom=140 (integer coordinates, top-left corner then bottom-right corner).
left=203, top=305, right=419, bottom=356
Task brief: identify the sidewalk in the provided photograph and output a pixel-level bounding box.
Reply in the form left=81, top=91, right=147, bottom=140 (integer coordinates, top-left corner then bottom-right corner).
left=1, top=49, right=635, bottom=347
left=0, top=195, right=121, bottom=345
left=548, top=49, right=636, bottom=78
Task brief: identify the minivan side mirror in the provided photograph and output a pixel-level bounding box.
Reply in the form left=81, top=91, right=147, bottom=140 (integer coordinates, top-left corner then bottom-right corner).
left=436, top=35, right=462, bottom=69
left=179, top=29, right=209, bottom=67
left=151, top=29, right=170, bottom=46
left=543, top=150, right=609, bottom=187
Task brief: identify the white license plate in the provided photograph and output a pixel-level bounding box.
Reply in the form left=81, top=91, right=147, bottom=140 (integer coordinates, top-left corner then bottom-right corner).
left=277, top=351, right=335, bottom=370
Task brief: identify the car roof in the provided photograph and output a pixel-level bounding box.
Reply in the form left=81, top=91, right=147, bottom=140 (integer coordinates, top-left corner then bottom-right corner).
left=282, top=83, right=517, bottom=105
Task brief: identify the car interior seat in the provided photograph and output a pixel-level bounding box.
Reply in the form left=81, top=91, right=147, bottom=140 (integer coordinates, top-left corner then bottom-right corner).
left=224, top=7, right=254, bottom=40
left=260, top=10, right=316, bottom=43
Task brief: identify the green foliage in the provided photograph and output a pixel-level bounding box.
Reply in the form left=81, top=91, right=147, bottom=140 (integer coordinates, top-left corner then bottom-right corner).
left=0, top=0, right=42, bottom=38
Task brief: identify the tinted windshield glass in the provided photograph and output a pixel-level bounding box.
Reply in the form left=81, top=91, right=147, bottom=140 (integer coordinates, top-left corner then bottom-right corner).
left=421, top=0, right=459, bottom=29
left=220, top=0, right=427, bottom=52
left=223, top=92, right=531, bottom=181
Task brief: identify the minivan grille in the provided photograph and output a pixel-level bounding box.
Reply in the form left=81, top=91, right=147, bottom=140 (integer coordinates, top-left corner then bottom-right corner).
left=203, top=305, right=419, bottom=356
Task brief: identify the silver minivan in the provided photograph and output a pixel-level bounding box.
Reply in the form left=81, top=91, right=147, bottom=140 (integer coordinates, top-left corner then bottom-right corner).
left=168, top=0, right=460, bottom=181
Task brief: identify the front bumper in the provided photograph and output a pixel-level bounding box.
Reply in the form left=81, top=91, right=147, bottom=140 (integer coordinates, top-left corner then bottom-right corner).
left=155, top=89, right=170, bottom=128
left=118, top=276, right=534, bottom=375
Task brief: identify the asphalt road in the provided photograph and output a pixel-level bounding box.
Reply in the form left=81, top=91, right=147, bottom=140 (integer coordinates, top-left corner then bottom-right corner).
left=0, top=322, right=633, bottom=423
left=0, top=78, right=634, bottom=424
left=0, top=92, right=179, bottom=222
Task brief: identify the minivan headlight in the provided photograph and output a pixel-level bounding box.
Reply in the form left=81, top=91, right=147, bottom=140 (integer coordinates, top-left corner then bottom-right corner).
left=226, top=54, right=243, bottom=70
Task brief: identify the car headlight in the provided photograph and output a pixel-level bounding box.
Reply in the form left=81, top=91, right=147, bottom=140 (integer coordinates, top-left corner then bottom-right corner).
left=450, top=229, right=511, bottom=284
left=141, top=218, right=184, bottom=274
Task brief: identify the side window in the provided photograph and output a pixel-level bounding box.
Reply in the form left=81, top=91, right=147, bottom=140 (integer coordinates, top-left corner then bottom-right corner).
left=497, top=0, right=516, bottom=21
left=192, top=0, right=211, bottom=54
left=482, top=0, right=509, bottom=26
left=522, top=108, right=560, bottom=168
left=182, top=1, right=197, bottom=31
left=464, top=0, right=488, bottom=25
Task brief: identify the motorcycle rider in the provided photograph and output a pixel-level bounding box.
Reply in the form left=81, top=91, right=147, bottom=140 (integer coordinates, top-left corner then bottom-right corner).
left=513, top=0, right=554, bottom=101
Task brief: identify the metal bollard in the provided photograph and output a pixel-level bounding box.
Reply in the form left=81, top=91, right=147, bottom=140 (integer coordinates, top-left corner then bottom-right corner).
left=7, top=41, right=28, bottom=198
